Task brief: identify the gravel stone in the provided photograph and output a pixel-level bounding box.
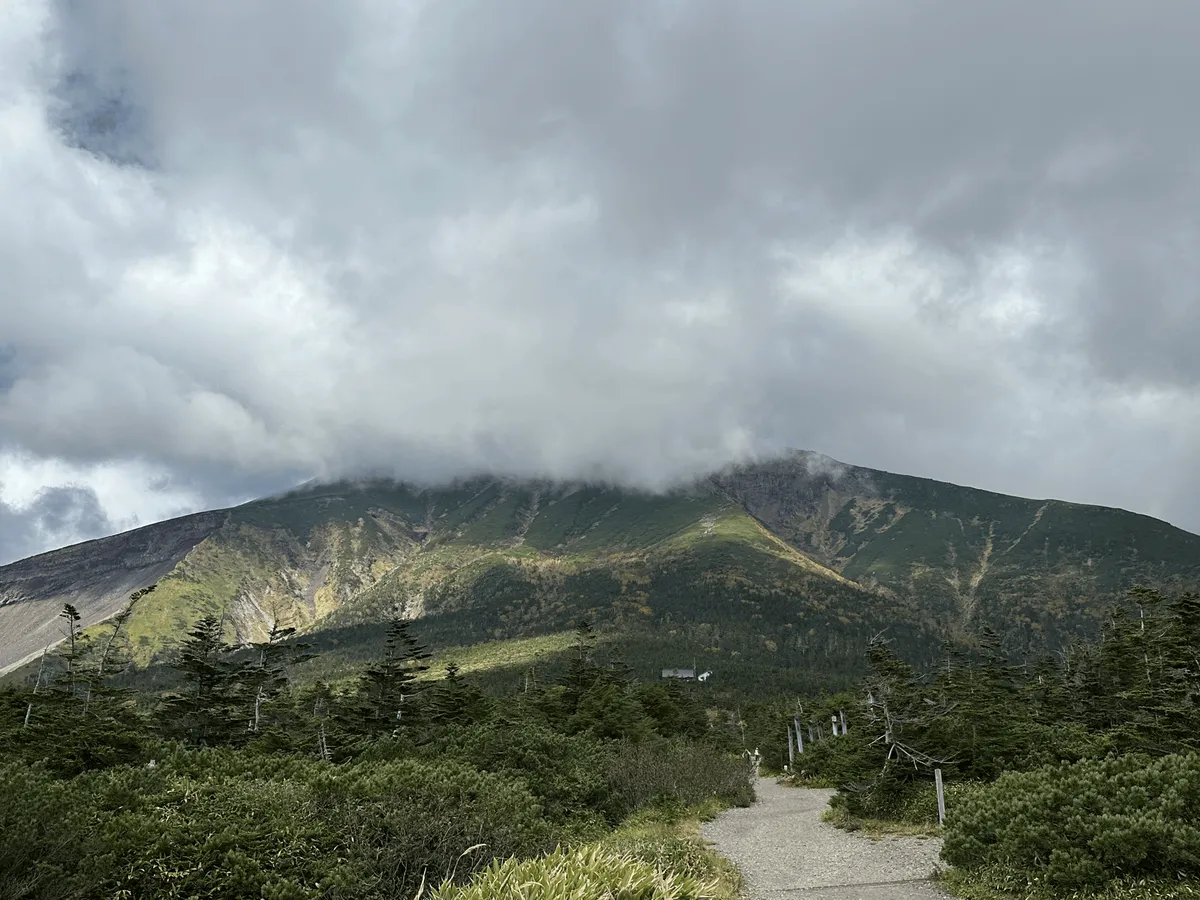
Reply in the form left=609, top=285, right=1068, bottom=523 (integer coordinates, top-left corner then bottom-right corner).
left=701, top=778, right=952, bottom=899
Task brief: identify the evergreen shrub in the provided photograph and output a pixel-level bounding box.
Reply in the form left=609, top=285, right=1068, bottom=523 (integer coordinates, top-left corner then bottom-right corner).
left=603, top=740, right=754, bottom=822
left=943, top=752, right=1200, bottom=889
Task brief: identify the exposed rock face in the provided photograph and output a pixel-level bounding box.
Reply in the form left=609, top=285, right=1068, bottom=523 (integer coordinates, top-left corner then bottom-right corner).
left=712, top=451, right=881, bottom=564
left=0, top=510, right=227, bottom=673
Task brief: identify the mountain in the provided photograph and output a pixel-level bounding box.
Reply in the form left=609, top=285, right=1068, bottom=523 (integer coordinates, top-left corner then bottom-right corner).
left=2, top=451, right=1198, bottom=686
left=718, top=455, right=1200, bottom=644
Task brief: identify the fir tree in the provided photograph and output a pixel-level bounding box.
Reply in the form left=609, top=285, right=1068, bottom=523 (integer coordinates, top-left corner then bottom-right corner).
left=427, top=662, right=490, bottom=726
left=560, top=620, right=602, bottom=715
left=80, top=590, right=146, bottom=719
left=349, top=615, right=431, bottom=734
left=568, top=680, right=654, bottom=741
left=54, top=604, right=88, bottom=702
left=948, top=628, right=1028, bottom=776
left=242, top=622, right=313, bottom=735
left=159, top=616, right=240, bottom=745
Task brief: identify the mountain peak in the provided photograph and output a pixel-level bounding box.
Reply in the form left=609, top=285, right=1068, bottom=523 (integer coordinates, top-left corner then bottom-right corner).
left=3, top=454, right=1198, bottom=677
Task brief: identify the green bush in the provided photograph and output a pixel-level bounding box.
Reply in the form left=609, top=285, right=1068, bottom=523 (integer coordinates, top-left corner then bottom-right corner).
left=417, top=719, right=612, bottom=828
left=1011, top=722, right=1107, bottom=770
left=0, top=763, right=77, bottom=900
left=316, top=756, right=553, bottom=895
left=0, top=760, right=346, bottom=900
left=943, top=752, right=1200, bottom=890
left=0, top=692, right=150, bottom=778
left=603, top=740, right=754, bottom=822
left=826, top=758, right=925, bottom=820
left=0, top=751, right=553, bottom=900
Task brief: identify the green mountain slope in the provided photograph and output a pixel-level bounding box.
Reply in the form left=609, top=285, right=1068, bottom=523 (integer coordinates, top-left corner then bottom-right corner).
left=2, top=451, right=1198, bottom=683
left=715, top=452, right=1200, bottom=647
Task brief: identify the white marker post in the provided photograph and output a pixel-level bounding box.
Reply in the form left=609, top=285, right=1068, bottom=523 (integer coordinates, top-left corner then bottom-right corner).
left=935, top=768, right=946, bottom=826
left=831, top=714, right=839, bottom=737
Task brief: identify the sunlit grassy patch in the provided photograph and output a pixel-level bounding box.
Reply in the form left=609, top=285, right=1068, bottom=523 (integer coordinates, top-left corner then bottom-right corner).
left=424, top=844, right=725, bottom=900
left=427, top=802, right=742, bottom=900
left=418, top=631, right=578, bottom=681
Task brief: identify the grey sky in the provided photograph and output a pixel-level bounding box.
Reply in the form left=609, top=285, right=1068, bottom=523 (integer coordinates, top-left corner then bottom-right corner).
left=2, top=0, right=1199, bottom=564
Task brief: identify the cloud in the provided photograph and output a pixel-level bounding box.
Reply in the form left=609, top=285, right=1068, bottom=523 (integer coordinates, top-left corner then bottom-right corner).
left=0, top=484, right=111, bottom=565
left=2, top=0, right=1199, bottom=561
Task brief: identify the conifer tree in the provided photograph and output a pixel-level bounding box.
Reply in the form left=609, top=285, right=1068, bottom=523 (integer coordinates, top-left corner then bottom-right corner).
left=427, top=662, right=490, bottom=726
left=312, top=680, right=334, bottom=760
left=1166, top=590, right=1200, bottom=741
left=80, top=590, right=146, bottom=719
left=160, top=615, right=240, bottom=745
left=1023, top=651, right=1071, bottom=726
left=568, top=680, right=654, bottom=741
left=349, top=615, right=431, bottom=734
left=862, top=637, right=950, bottom=768
left=54, top=604, right=87, bottom=701
left=560, top=620, right=602, bottom=715
left=951, top=628, right=1028, bottom=776
left=243, top=622, right=313, bottom=735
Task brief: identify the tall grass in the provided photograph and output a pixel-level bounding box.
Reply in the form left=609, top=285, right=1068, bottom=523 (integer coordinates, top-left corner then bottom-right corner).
left=424, top=845, right=724, bottom=900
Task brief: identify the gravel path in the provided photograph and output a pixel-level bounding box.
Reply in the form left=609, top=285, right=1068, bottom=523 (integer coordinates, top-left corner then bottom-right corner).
left=701, top=779, right=951, bottom=899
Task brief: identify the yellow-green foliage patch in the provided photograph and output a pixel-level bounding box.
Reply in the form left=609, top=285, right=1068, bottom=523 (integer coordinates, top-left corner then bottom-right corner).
left=425, top=844, right=725, bottom=900
left=598, top=801, right=743, bottom=900
left=418, top=631, right=578, bottom=681
left=428, top=802, right=741, bottom=900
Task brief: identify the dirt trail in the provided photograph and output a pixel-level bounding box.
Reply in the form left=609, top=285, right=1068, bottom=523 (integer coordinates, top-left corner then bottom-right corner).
left=701, top=779, right=951, bottom=899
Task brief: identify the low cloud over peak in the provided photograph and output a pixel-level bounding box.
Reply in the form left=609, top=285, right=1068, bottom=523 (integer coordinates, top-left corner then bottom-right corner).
left=2, top=0, right=1199, bottom=563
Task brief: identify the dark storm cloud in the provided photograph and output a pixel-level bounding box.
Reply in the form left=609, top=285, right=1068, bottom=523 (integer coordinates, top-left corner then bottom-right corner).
left=1, top=0, right=1199, bottom=561
left=0, top=486, right=112, bottom=565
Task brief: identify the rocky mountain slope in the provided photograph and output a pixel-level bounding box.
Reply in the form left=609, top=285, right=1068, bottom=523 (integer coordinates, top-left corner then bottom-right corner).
left=715, top=454, right=1200, bottom=645
left=0, top=511, right=226, bottom=674
left=2, top=451, right=1198, bottom=676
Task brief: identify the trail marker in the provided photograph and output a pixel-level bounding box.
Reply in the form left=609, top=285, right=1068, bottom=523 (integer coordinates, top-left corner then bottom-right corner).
left=935, top=768, right=946, bottom=825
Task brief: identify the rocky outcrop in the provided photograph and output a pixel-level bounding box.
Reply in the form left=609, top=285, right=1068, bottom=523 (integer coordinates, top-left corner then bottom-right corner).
left=712, top=450, right=880, bottom=563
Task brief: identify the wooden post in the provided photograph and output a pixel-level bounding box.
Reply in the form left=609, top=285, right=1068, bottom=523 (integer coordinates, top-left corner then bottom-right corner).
left=831, top=714, right=839, bottom=737
left=935, top=768, right=946, bottom=826
left=787, top=726, right=795, bottom=768
left=794, top=716, right=804, bottom=753
left=840, top=709, right=848, bottom=734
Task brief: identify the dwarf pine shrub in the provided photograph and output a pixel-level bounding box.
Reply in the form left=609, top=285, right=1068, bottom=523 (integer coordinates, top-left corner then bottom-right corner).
left=0, top=753, right=552, bottom=900
left=604, top=740, right=754, bottom=821
left=942, top=752, right=1200, bottom=890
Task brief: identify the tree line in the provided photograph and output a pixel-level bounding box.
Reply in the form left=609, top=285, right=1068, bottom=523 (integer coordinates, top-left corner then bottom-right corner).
left=6, top=594, right=733, bottom=774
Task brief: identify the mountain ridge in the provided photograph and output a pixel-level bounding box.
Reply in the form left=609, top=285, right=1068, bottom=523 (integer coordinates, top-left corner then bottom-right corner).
left=2, top=450, right=1198, bottom=676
